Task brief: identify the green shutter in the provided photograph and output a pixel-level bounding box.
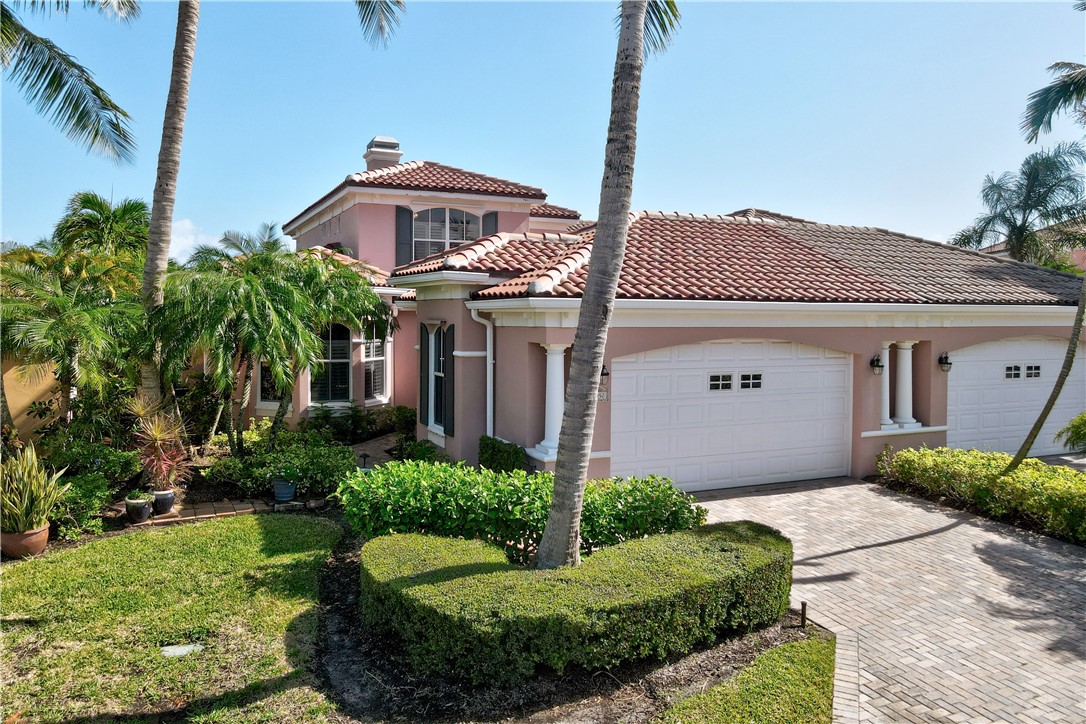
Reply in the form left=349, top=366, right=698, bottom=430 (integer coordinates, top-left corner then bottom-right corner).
left=418, top=324, right=429, bottom=425
left=443, top=324, right=455, bottom=437
left=482, top=211, right=498, bottom=236
left=396, top=206, right=413, bottom=266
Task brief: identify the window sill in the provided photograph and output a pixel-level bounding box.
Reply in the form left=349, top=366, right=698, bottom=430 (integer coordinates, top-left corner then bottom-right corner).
left=365, top=395, right=390, bottom=408
left=427, top=426, right=446, bottom=447
left=860, top=425, right=949, bottom=438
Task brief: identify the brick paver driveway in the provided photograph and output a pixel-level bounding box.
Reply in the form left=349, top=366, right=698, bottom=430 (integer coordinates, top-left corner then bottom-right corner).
left=701, top=479, right=1086, bottom=723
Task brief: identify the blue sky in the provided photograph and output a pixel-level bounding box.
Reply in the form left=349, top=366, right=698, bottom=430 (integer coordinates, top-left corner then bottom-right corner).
left=3, top=1, right=1084, bottom=262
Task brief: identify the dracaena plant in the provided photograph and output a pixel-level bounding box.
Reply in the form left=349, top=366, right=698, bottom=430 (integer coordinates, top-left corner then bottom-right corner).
left=132, top=410, right=192, bottom=491
left=1, top=443, right=69, bottom=533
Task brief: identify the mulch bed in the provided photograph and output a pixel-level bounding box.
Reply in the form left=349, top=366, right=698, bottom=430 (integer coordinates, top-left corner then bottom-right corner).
left=316, top=532, right=826, bottom=723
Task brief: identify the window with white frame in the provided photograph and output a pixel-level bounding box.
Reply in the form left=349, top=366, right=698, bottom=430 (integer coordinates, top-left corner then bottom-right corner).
left=363, top=323, right=387, bottom=400
left=432, top=327, right=447, bottom=427
left=740, top=373, right=763, bottom=389
left=311, top=324, right=351, bottom=402
left=413, top=208, right=481, bottom=260
left=1026, top=364, right=1041, bottom=379
left=1005, top=365, right=1021, bottom=380
left=708, top=373, right=733, bottom=391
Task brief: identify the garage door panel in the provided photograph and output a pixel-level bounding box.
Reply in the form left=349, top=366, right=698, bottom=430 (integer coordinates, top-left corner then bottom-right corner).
left=947, top=338, right=1085, bottom=456
left=612, top=340, right=851, bottom=491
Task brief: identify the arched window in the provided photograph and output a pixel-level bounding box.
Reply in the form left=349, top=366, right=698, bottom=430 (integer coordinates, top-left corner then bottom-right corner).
left=413, top=207, right=481, bottom=259
left=310, top=324, right=351, bottom=402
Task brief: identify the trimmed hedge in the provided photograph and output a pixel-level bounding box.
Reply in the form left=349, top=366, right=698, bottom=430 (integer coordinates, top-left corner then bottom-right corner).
left=335, top=461, right=708, bottom=564
left=359, top=522, right=792, bottom=685
left=877, top=446, right=1086, bottom=544
left=478, top=435, right=528, bottom=472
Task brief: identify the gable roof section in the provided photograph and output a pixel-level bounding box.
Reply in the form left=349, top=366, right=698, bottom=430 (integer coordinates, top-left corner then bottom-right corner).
left=469, top=211, right=1080, bottom=305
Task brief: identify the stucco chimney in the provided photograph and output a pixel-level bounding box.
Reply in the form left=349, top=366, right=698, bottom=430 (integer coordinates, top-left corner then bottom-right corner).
left=364, top=136, right=403, bottom=171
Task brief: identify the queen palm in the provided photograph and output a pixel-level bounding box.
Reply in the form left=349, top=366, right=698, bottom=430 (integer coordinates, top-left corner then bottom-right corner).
left=1, top=0, right=137, bottom=162
left=536, top=0, right=680, bottom=569
left=139, top=0, right=408, bottom=403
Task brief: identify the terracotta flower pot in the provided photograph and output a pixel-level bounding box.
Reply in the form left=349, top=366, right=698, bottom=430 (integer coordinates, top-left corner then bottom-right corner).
left=1, top=524, right=49, bottom=559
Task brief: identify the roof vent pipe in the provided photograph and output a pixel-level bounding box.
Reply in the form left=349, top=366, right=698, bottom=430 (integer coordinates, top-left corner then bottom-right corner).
left=364, top=135, right=403, bottom=171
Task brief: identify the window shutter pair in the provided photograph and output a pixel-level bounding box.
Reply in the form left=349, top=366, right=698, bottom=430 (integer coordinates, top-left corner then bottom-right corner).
left=417, top=323, right=455, bottom=435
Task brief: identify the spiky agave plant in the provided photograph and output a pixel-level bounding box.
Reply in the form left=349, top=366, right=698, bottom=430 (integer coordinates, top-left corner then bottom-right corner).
left=1, top=444, right=69, bottom=533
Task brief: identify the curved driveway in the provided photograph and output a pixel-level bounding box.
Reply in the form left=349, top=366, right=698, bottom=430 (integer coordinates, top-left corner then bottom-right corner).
left=701, top=479, right=1086, bottom=723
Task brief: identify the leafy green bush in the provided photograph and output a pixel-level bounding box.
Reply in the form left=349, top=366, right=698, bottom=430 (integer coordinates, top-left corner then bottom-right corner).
left=659, top=634, right=835, bottom=724
left=206, top=440, right=355, bottom=497
left=39, top=437, right=141, bottom=490
left=478, top=436, right=528, bottom=472
left=336, top=461, right=707, bottom=564
left=205, top=455, right=248, bottom=491
left=53, top=472, right=111, bottom=540
left=359, top=522, right=792, bottom=685
left=207, top=418, right=273, bottom=453
left=396, top=439, right=449, bottom=463
left=877, top=446, right=1086, bottom=544
left=1056, top=412, right=1086, bottom=453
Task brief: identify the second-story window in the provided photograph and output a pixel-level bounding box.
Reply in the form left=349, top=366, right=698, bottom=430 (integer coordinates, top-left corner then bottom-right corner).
left=413, top=208, right=481, bottom=259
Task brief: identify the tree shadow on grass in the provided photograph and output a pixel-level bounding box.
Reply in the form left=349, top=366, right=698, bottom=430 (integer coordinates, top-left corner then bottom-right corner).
left=973, top=539, right=1086, bottom=662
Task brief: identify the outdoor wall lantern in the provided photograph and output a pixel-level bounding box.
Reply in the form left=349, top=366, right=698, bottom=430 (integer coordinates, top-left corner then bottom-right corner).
left=870, top=354, right=884, bottom=376
left=938, top=353, right=953, bottom=373
left=600, top=364, right=610, bottom=379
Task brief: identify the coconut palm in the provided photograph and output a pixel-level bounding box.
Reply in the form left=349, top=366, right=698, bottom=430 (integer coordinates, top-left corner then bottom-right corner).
left=1, top=0, right=138, bottom=162
left=1005, top=5, right=1086, bottom=475
left=950, top=143, right=1086, bottom=264
left=536, top=0, right=680, bottom=569
left=139, top=0, right=408, bottom=404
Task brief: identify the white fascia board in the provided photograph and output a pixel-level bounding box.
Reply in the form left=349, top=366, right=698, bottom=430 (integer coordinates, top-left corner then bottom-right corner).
left=466, top=297, right=1078, bottom=328
left=285, top=186, right=539, bottom=237
left=387, top=271, right=494, bottom=287
left=396, top=299, right=417, bottom=311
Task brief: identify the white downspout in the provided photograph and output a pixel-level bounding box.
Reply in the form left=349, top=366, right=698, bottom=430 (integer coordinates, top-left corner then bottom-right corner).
left=470, top=308, right=494, bottom=436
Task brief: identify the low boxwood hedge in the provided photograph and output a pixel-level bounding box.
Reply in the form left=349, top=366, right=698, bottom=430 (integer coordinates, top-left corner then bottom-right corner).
left=336, top=461, right=708, bottom=564
left=359, top=521, right=792, bottom=685
left=877, top=446, right=1086, bottom=544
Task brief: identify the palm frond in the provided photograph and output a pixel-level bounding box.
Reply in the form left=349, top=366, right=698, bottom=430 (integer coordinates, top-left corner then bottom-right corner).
left=354, top=0, right=404, bottom=49
left=2, top=3, right=136, bottom=163
left=1022, top=61, right=1086, bottom=143
left=613, top=0, right=681, bottom=57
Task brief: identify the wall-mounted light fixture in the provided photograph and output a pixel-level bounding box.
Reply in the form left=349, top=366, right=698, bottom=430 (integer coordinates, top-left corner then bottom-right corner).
left=938, top=353, right=953, bottom=373
left=600, top=364, right=610, bottom=379
left=870, top=354, right=885, bottom=376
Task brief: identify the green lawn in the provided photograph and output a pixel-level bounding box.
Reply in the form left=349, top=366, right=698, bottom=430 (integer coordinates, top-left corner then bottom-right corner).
left=1, top=514, right=342, bottom=722
left=659, top=633, right=836, bottom=724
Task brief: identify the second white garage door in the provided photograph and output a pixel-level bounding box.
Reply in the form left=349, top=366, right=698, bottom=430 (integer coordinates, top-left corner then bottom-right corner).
left=610, top=339, right=851, bottom=491
left=947, top=337, right=1085, bottom=456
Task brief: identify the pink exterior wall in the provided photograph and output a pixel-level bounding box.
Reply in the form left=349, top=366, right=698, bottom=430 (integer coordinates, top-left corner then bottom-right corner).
left=498, top=211, right=531, bottom=234
left=293, top=203, right=398, bottom=273
left=484, top=322, right=1076, bottom=480
left=392, top=308, right=418, bottom=408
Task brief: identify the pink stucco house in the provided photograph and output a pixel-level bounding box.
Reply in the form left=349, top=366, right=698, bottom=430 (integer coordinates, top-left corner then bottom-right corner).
left=286, top=136, right=1085, bottom=491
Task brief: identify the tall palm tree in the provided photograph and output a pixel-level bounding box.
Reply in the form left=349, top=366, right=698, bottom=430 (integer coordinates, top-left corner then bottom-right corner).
left=1005, top=5, right=1086, bottom=475
left=139, top=0, right=408, bottom=403
left=536, top=0, right=680, bottom=569
left=950, top=142, right=1086, bottom=264
left=1, top=0, right=137, bottom=162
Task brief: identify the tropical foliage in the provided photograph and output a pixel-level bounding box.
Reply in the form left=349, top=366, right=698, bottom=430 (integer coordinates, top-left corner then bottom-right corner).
left=0, top=443, right=69, bottom=533
left=1021, top=2, right=1086, bottom=143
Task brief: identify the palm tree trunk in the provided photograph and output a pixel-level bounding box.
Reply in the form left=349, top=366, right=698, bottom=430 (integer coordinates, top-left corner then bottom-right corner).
left=222, top=395, right=237, bottom=457
left=1003, top=275, right=1086, bottom=474
left=268, top=371, right=295, bottom=447
left=201, top=398, right=224, bottom=456
left=140, top=0, right=200, bottom=403
left=536, top=0, right=647, bottom=570
left=57, top=372, right=73, bottom=427
left=235, top=355, right=254, bottom=456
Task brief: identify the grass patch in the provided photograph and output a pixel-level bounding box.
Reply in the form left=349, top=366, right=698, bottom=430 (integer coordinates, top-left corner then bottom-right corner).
left=0, top=514, right=342, bottom=722
left=659, top=632, right=835, bottom=724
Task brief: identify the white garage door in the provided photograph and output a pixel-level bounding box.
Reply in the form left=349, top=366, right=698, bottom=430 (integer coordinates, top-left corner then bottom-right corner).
left=947, top=337, right=1085, bottom=456
left=611, top=339, right=851, bottom=491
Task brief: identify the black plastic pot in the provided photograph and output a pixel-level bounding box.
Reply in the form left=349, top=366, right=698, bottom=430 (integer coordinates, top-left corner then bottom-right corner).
left=272, top=479, right=296, bottom=502
left=152, top=490, right=176, bottom=515
left=126, top=498, right=152, bottom=524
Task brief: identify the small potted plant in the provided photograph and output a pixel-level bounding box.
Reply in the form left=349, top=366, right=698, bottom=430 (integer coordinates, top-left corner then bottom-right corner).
left=125, top=490, right=153, bottom=524
left=131, top=409, right=192, bottom=516
left=267, top=460, right=302, bottom=502
left=0, top=443, right=68, bottom=558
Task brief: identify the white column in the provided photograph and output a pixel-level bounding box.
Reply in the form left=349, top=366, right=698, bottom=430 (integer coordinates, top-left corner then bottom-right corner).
left=880, top=341, right=895, bottom=430
left=535, top=343, right=569, bottom=454
left=892, top=341, right=921, bottom=428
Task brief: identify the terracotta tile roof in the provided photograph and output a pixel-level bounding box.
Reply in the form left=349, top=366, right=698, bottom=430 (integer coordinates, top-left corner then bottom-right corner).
left=344, top=160, right=546, bottom=199
left=565, top=219, right=597, bottom=234
left=530, top=203, right=581, bottom=219
left=390, top=232, right=584, bottom=278
left=298, top=245, right=390, bottom=287
left=470, top=211, right=1081, bottom=305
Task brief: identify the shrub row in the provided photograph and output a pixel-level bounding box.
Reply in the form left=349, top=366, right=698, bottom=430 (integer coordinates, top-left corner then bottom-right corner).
left=205, top=426, right=356, bottom=497
left=877, top=446, right=1086, bottom=544
left=478, top=435, right=528, bottom=472
left=359, top=522, right=792, bottom=685
left=335, top=461, right=708, bottom=564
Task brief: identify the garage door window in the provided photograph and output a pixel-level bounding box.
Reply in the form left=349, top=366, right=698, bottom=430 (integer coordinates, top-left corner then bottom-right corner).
left=1005, top=365, right=1021, bottom=379
left=708, top=373, right=733, bottom=391
left=740, top=373, right=763, bottom=389
left=1026, top=365, right=1041, bottom=378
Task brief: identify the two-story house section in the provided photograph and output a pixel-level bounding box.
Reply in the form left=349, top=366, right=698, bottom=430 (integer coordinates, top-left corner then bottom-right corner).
left=280, top=136, right=580, bottom=425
